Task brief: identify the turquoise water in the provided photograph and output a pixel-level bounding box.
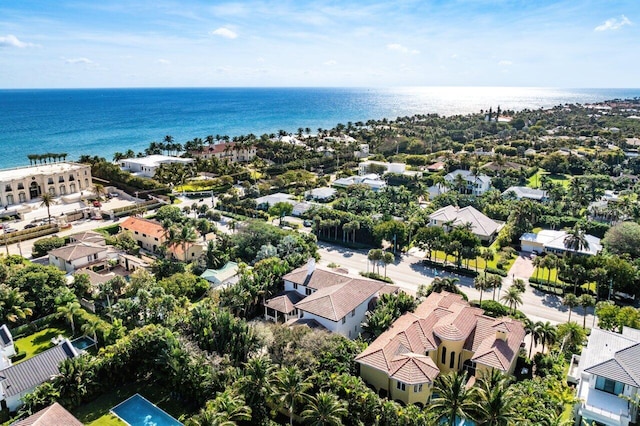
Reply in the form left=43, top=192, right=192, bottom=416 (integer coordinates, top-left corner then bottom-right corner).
left=111, top=394, right=182, bottom=426
left=1, top=87, right=639, bottom=169
left=71, top=336, right=95, bottom=351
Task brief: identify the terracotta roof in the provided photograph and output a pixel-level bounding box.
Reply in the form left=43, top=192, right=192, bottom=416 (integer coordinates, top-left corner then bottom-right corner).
left=295, top=278, right=392, bottom=321
left=265, top=291, right=304, bottom=314
left=356, top=291, right=525, bottom=383
left=11, top=402, right=83, bottom=426
left=48, top=242, right=107, bottom=262
left=120, top=217, right=165, bottom=240
left=283, top=266, right=353, bottom=291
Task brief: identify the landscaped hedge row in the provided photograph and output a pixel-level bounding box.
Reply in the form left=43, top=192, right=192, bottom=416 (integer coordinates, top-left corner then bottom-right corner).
left=485, top=267, right=508, bottom=277
left=9, top=314, right=58, bottom=339
left=529, top=280, right=564, bottom=296
left=359, top=272, right=394, bottom=284
left=217, top=203, right=268, bottom=220
left=422, top=259, right=479, bottom=278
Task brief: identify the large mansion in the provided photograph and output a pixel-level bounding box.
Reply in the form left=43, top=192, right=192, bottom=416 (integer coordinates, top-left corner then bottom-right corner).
left=0, top=162, right=92, bottom=207
left=356, top=291, right=525, bottom=405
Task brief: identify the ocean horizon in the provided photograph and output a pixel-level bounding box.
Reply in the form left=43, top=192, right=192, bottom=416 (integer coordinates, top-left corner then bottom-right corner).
left=1, top=86, right=639, bottom=170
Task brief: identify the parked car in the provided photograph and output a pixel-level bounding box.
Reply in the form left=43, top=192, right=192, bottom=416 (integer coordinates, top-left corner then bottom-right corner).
left=303, top=220, right=313, bottom=227
left=4, top=227, right=18, bottom=233
left=24, top=223, right=38, bottom=229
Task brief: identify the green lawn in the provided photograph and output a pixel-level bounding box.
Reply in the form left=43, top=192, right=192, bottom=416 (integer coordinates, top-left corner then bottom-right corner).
left=527, top=169, right=571, bottom=189
left=428, top=246, right=517, bottom=273
left=531, top=267, right=567, bottom=285
left=13, top=327, right=69, bottom=364
left=73, top=382, right=191, bottom=426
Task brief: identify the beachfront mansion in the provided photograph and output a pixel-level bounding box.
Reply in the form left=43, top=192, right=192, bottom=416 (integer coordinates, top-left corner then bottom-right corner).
left=0, top=162, right=92, bottom=208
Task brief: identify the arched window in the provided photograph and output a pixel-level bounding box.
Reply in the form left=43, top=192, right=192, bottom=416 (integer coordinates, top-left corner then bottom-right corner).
left=49, top=187, right=56, bottom=196
left=450, top=351, right=456, bottom=369
left=59, top=185, right=66, bottom=195
left=69, top=183, right=76, bottom=193
left=18, top=192, right=26, bottom=203
left=441, top=347, right=447, bottom=364
left=6, top=194, right=14, bottom=205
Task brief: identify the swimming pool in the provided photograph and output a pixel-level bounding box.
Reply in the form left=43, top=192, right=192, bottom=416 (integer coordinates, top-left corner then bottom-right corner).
left=111, top=394, right=182, bottom=426
left=71, top=336, right=95, bottom=352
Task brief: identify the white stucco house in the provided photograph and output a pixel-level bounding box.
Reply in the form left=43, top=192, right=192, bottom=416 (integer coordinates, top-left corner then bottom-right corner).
left=48, top=242, right=116, bottom=274
left=568, top=327, right=640, bottom=426
left=118, top=155, right=193, bottom=178
left=520, top=230, right=602, bottom=256
left=332, top=174, right=386, bottom=191
left=264, top=260, right=399, bottom=339
left=444, top=169, right=491, bottom=196
left=0, top=325, right=15, bottom=369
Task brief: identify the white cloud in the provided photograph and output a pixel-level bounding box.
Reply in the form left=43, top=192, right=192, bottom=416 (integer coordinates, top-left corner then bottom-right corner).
left=387, top=43, right=419, bottom=54
left=498, top=60, right=513, bottom=66
left=211, top=27, right=238, bottom=39
left=595, top=15, right=632, bottom=31
left=65, top=57, right=94, bottom=64
left=0, top=34, right=36, bottom=48
left=324, top=59, right=337, bottom=66
left=157, top=59, right=171, bottom=65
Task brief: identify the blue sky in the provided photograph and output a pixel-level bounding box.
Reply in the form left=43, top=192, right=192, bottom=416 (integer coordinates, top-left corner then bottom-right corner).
left=1, top=0, right=638, bottom=88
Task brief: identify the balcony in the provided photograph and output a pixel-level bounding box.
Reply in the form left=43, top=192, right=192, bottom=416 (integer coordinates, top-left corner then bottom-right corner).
left=578, top=379, right=631, bottom=426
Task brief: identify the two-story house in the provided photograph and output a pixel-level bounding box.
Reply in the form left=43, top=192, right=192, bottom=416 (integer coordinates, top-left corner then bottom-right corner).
left=48, top=242, right=115, bottom=273
left=444, top=169, right=491, bottom=196
left=264, top=260, right=398, bottom=339
left=569, top=327, right=640, bottom=426
left=355, top=291, right=525, bottom=405
left=120, top=216, right=165, bottom=253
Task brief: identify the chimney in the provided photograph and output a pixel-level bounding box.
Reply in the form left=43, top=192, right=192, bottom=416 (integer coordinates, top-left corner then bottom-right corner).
left=307, top=258, right=316, bottom=276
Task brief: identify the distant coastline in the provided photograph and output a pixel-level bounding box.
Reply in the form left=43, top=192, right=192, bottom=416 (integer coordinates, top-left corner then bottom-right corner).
left=1, top=87, right=639, bottom=169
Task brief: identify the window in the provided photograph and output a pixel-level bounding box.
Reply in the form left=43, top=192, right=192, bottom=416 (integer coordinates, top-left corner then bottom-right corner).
left=93, top=254, right=98, bottom=260
left=17, top=183, right=24, bottom=190
left=305, top=288, right=313, bottom=295
left=87, top=256, right=92, bottom=262
left=59, top=176, right=65, bottom=183
left=4, top=185, right=11, bottom=192
left=595, top=377, right=624, bottom=395
left=351, top=309, right=356, bottom=317
left=48, top=178, right=54, bottom=184
left=414, top=384, right=423, bottom=393
left=142, top=233, right=147, bottom=237
left=68, top=175, right=75, bottom=181
left=59, top=185, right=66, bottom=195
left=293, top=283, right=298, bottom=290
left=396, top=381, right=406, bottom=391
left=135, top=231, right=139, bottom=235
left=450, top=351, right=456, bottom=369
left=154, top=237, right=159, bottom=241
left=441, top=347, right=447, bottom=364
left=342, top=317, right=346, bottom=324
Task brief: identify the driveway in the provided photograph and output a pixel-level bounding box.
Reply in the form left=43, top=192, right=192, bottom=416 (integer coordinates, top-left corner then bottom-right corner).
left=509, top=252, right=536, bottom=280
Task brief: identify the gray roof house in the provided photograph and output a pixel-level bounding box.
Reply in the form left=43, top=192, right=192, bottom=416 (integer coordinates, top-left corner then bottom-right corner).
left=568, top=327, right=640, bottom=426
left=429, top=205, right=503, bottom=242
left=502, top=186, right=547, bottom=201
left=0, top=340, right=78, bottom=412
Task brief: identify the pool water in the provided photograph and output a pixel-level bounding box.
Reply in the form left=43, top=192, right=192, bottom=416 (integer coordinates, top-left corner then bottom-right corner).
left=111, top=394, right=182, bottom=426
left=71, top=336, right=95, bottom=351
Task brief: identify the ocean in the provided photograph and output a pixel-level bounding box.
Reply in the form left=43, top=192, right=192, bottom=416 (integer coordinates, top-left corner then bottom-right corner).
left=0, top=87, right=639, bottom=169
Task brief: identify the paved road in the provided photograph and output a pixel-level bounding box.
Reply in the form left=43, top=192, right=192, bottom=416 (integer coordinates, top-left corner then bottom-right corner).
left=317, top=243, right=596, bottom=327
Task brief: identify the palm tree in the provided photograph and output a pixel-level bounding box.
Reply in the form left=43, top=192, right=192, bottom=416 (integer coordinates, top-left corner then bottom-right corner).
left=564, top=224, right=589, bottom=254
left=538, top=321, right=557, bottom=354
left=0, top=284, right=34, bottom=323
left=239, top=356, right=274, bottom=423
left=56, top=301, right=81, bottom=336
left=474, top=369, right=520, bottom=426
left=40, top=193, right=55, bottom=224
left=188, top=389, right=252, bottom=426
left=381, top=251, right=394, bottom=278
left=272, top=366, right=312, bottom=426
left=501, top=286, right=523, bottom=314
left=367, top=249, right=383, bottom=275
left=177, top=225, right=198, bottom=262
left=80, top=317, right=101, bottom=347
left=93, top=183, right=106, bottom=201
left=474, top=275, right=490, bottom=305
left=431, top=371, right=478, bottom=426
left=562, top=293, right=579, bottom=323
left=301, top=391, right=348, bottom=426
left=430, top=276, right=460, bottom=294
left=480, top=248, right=495, bottom=276
left=532, top=255, right=543, bottom=280
left=578, top=294, right=596, bottom=329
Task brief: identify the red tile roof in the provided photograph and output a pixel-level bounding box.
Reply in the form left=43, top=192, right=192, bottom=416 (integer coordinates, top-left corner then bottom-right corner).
left=356, top=291, right=525, bottom=383
left=11, top=403, right=83, bottom=426
left=120, top=217, right=165, bottom=240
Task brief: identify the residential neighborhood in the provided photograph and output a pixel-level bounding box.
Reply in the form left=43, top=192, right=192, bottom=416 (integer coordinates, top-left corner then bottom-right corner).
left=1, top=99, right=640, bottom=425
